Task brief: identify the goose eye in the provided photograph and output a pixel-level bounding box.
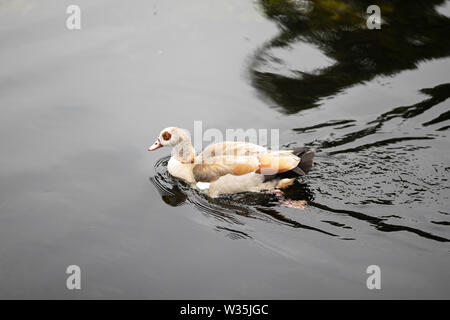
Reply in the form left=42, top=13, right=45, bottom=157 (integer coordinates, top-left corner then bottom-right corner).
left=162, top=131, right=171, bottom=141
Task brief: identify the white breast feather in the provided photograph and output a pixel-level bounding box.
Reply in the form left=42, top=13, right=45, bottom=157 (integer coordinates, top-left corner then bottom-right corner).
left=167, top=157, right=195, bottom=184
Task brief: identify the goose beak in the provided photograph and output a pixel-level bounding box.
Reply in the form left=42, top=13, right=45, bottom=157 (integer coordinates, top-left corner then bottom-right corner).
left=148, top=139, right=163, bottom=151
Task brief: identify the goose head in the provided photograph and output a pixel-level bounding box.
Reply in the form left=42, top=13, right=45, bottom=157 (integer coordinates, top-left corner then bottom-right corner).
left=148, top=127, right=181, bottom=151
left=148, top=127, right=195, bottom=163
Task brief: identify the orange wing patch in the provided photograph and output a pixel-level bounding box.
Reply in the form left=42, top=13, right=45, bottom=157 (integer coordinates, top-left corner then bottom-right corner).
left=257, top=153, right=300, bottom=175
left=229, top=157, right=260, bottom=175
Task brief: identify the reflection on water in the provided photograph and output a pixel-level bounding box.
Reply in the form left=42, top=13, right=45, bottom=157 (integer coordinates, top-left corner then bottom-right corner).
left=250, top=0, right=450, bottom=113
left=150, top=157, right=341, bottom=240
left=301, top=81, right=450, bottom=218
left=308, top=83, right=450, bottom=153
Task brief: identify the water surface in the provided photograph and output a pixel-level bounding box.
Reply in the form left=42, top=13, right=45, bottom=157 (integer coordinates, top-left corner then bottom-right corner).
left=0, top=0, right=449, bottom=298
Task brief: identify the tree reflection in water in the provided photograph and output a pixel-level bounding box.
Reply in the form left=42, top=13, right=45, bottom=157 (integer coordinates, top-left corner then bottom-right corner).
left=250, top=0, right=450, bottom=113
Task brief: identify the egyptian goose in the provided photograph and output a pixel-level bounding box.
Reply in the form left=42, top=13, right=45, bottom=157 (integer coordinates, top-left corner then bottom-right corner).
left=148, top=127, right=314, bottom=198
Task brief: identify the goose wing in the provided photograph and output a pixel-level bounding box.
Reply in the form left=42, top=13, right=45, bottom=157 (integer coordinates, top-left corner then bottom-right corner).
left=193, top=142, right=301, bottom=182
left=198, top=141, right=267, bottom=159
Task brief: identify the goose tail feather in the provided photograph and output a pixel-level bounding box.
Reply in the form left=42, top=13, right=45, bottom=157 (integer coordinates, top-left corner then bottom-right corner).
left=292, top=147, right=314, bottom=175
left=263, top=147, right=315, bottom=182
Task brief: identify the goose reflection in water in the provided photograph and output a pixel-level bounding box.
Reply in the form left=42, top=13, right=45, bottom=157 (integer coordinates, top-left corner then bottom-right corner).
left=149, top=157, right=337, bottom=240
left=150, top=155, right=450, bottom=243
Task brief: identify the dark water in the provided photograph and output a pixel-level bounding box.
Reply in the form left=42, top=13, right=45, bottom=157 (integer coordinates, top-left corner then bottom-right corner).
left=0, top=0, right=449, bottom=299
